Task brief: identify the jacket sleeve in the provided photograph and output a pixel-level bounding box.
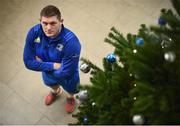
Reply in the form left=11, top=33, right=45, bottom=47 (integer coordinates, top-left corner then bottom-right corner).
left=23, top=28, right=54, bottom=72
left=52, top=36, right=81, bottom=79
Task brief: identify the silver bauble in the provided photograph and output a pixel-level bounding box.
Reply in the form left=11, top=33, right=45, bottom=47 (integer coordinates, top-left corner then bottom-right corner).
left=80, top=63, right=91, bottom=73
left=164, top=51, right=176, bottom=62
left=132, top=114, right=145, bottom=125
left=77, top=90, right=88, bottom=101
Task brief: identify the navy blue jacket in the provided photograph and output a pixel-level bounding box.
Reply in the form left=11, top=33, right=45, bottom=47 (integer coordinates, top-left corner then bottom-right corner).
left=23, top=24, right=81, bottom=81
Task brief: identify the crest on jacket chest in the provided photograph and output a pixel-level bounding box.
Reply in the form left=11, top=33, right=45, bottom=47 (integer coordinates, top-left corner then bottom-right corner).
left=56, top=43, right=64, bottom=51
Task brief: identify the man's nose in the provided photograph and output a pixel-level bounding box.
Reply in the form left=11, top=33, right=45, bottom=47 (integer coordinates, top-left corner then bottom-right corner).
left=46, top=24, right=52, bottom=30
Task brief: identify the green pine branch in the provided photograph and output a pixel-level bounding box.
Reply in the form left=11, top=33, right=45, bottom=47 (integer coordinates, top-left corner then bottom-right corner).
left=172, top=0, right=180, bottom=16
left=80, top=57, right=102, bottom=72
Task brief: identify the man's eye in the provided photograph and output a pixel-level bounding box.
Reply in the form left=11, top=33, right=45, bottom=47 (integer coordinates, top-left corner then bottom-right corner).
left=43, top=23, right=48, bottom=25
left=50, top=22, right=57, bottom=25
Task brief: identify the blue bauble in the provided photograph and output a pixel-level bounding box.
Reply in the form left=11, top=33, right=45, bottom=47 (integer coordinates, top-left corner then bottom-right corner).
left=158, top=18, right=167, bottom=26
left=136, top=37, right=144, bottom=45
left=83, top=117, right=88, bottom=124
left=106, top=53, right=116, bottom=63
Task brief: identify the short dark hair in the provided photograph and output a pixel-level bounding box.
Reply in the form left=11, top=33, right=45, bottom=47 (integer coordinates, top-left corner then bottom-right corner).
left=40, top=5, right=61, bottom=20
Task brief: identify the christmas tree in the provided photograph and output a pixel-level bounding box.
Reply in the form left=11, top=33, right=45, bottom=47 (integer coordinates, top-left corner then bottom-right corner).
left=72, top=0, right=180, bottom=125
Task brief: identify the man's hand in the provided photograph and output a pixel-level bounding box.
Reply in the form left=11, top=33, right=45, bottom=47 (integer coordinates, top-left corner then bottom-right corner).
left=53, top=63, right=61, bottom=70
left=36, top=56, right=61, bottom=70
left=36, top=56, right=42, bottom=61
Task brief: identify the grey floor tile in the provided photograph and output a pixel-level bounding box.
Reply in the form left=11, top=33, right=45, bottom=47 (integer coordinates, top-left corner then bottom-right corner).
left=1, top=11, right=37, bottom=49
left=0, top=81, right=14, bottom=107
left=74, top=15, right=113, bottom=58
left=0, top=34, right=23, bottom=84
left=76, top=0, right=125, bottom=26
left=0, top=92, right=43, bottom=125
left=34, top=93, right=78, bottom=124
left=35, top=116, right=55, bottom=125
left=79, top=69, right=91, bottom=85
left=0, top=0, right=24, bottom=23
left=8, top=69, right=49, bottom=106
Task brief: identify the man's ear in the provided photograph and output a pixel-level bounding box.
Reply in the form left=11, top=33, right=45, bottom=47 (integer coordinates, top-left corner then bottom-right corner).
left=39, top=18, right=41, bottom=22
left=60, top=18, right=64, bottom=23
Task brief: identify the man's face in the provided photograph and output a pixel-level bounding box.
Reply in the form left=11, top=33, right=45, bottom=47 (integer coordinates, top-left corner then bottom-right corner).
left=40, top=16, right=63, bottom=37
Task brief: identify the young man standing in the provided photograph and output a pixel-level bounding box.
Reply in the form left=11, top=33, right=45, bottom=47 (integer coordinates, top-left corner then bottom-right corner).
left=23, top=5, right=81, bottom=113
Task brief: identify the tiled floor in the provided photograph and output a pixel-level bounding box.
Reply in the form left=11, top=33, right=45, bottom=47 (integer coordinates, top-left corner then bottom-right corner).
left=0, top=0, right=173, bottom=125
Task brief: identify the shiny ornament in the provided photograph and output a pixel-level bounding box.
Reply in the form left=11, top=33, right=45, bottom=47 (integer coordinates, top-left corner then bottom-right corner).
left=164, top=51, right=176, bottom=62
left=133, top=49, right=137, bottom=54
left=161, top=40, right=171, bottom=48
left=135, top=37, right=144, bottom=45
left=77, top=90, right=88, bottom=101
left=161, top=36, right=172, bottom=48
left=83, top=117, right=89, bottom=124
left=106, top=53, right=116, bottom=63
left=132, top=114, right=145, bottom=125
left=158, top=18, right=167, bottom=26
left=80, top=63, right=91, bottom=73
left=92, top=102, right=96, bottom=106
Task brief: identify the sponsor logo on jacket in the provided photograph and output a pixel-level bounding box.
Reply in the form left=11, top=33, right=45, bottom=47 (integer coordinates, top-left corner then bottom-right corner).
left=34, top=37, right=40, bottom=43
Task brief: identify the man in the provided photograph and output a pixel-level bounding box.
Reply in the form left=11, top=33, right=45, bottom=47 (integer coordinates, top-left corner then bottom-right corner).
left=23, top=5, right=81, bottom=113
